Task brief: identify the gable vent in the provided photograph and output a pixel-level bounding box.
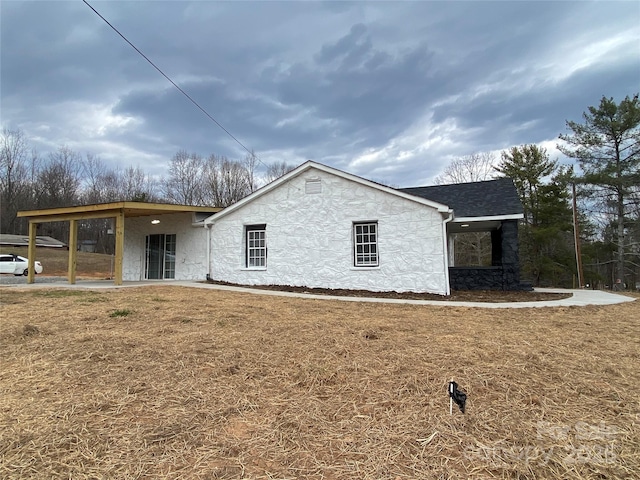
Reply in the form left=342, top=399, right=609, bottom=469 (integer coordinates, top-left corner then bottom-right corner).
left=305, top=179, right=322, bottom=194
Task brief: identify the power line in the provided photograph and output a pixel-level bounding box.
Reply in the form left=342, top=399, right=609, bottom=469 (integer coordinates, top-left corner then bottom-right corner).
left=82, top=0, right=264, bottom=166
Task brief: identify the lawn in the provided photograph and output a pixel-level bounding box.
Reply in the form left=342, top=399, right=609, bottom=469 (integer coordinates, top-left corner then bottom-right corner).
left=0, top=286, right=638, bottom=479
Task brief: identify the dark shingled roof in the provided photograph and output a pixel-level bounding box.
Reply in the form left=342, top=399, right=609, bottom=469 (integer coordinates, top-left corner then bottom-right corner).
left=398, top=177, right=523, bottom=218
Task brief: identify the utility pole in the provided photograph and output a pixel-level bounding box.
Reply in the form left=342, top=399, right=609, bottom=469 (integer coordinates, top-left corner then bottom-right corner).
left=572, top=183, right=584, bottom=288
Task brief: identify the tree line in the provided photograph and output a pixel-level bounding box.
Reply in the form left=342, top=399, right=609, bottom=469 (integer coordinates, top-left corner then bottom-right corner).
left=438, top=94, right=639, bottom=290
left=2, top=94, right=638, bottom=289
left=0, top=133, right=295, bottom=250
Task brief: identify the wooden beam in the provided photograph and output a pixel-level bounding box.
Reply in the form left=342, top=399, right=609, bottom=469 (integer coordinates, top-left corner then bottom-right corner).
left=23, top=210, right=121, bottom=224
left=17, top=202, right=132, bottom=218
left=68, top=219, right=78, bottom=284
left=114, top=210, right=124, bottom=286
left=27, top=221, right=37, bottom=284
left=17, top=201, right=222, bottom=221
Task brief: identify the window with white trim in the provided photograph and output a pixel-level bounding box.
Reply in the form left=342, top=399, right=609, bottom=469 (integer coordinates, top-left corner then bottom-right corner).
left=246, top=224, right=266, bottom=268
left=353, top=222, right=378, bottom=267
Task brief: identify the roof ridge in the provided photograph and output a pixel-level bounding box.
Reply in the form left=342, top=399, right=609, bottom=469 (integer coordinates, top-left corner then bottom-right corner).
left=400, top=177, right=511, bottom=190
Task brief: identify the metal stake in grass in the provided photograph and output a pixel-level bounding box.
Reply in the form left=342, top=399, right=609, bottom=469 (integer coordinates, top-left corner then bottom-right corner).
left=448, top=379, right=467, bottom=414
left=449, top=378, right=453, bottom=415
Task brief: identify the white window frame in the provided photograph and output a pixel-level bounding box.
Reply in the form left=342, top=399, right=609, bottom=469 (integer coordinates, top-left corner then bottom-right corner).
left=353, top=221, right=379, bottom=267
left=246, top=224, right=267, bottom=268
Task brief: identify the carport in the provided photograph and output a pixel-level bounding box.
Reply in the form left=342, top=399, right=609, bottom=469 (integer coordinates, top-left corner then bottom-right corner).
left=17, top=202, right=221, bottom=285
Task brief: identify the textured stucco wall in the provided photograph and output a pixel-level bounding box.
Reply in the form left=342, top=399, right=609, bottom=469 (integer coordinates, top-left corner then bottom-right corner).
left=209, top=168, right=449, bottom=294
left=123, top=213, right=207, bottom=281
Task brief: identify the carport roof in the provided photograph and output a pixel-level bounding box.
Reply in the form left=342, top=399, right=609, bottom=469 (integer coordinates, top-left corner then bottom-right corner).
left=17, top=201, right=222, bottom=222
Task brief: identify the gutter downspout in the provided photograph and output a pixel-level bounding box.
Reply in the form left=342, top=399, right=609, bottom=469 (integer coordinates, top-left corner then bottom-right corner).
left=442, top=210, right=454, bottom=296
left=205, top=222, right=212, bottom=281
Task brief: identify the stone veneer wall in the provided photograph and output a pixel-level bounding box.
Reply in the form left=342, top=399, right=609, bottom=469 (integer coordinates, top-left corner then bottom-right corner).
left=500, top=219, right=522, bottom=290
left=209, top=168, right=450, bottom=294
left=449, top=266, right=504, bottom=290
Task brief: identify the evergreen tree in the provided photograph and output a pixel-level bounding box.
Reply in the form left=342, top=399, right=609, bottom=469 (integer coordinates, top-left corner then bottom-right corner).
left=559, top=94, right=640, bottom=286
left=496, top=145, right=573, bottom=286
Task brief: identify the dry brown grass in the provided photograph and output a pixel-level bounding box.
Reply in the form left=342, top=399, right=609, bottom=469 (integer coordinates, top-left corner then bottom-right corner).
left=0, top=286, right=638, bottom=479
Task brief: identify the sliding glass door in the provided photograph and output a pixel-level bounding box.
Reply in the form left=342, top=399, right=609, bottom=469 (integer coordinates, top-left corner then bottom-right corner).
left=145, top=234, right=176, bottom=280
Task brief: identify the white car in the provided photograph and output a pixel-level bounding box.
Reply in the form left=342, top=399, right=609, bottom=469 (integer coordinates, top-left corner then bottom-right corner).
left=0, top=254, right=44, bottom=276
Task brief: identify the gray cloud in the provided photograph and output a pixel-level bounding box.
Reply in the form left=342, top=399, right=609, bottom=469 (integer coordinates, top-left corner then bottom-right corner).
left=1, top=1, right=638, bottom=185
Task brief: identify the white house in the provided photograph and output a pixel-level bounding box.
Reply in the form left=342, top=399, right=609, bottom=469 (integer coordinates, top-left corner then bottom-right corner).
left=17, top=161, right=524, bottom=293
left=204, top=161, right=454, bottom=295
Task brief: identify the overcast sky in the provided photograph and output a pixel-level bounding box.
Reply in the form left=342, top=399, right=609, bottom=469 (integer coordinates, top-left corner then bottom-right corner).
left=2, top=1, right=639, bottom=187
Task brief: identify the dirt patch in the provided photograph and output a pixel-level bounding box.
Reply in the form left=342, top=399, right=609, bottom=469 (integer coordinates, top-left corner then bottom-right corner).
left=0, top=286, right=638, bottom=479
left=208, top=279, right=573, bottom=302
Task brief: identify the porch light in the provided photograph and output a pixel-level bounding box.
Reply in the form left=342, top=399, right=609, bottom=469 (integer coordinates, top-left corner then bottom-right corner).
left=151, top=219, right=160, bottom=225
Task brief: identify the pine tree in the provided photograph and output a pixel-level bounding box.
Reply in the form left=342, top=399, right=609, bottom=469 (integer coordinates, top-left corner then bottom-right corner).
left=496, top=145, right=573, bottom=286
left=559, top=94, right=640, bottom=286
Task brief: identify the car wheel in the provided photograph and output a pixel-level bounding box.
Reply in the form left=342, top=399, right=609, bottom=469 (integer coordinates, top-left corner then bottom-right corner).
left=23, top=269, right=28, bottom=276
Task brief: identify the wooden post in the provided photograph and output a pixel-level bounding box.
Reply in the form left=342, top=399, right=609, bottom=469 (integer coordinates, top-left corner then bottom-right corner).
left=68, top=219, right=78, bottom=284
left=27, top=221, right=37, bottom=284
left=114, top=210, right=124, bottom=285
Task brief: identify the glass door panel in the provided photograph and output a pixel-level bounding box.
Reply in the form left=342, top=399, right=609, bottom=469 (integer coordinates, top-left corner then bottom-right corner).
left=146, top=234, right=163, bottom=279
left=164, top=234, right=176, bottom=279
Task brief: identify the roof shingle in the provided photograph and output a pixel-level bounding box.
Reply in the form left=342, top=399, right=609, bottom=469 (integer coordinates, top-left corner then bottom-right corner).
left=398, top=178, right=523, bottom=218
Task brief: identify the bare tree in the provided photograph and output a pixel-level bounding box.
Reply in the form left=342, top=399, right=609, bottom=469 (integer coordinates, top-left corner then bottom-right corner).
left=84, top=155, right=160, bottom=204
left=121, top=165, right=158, bottom=202
left=203, top=154, right=254, bottom=207
left=0, top=128, right=33, bottom=233
left=36, top=146, right=83, bottom=209
left=433, top=152, right=497, bottom=185
left=83, top=154, right=116, bottom=204
left=244, top=151, right=259, bottom=193
left=78, top=154, right=112, bottom=253
left=162, top=149, right=259, bottom=207
left=32, top=146, right=84, bottom=240
left=265, top=160, right=296, bottom=183
left=435, top=152, right=498, bottom=266
left=79, top=156, right=160, bottom=253
left=2, top=128, right=164, bottom=243
left=162, top=150, right=205, bottom=205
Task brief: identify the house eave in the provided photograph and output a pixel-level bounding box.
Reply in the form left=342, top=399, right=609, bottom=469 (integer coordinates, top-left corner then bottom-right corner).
left=452, top=214, right=524, bottom=223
